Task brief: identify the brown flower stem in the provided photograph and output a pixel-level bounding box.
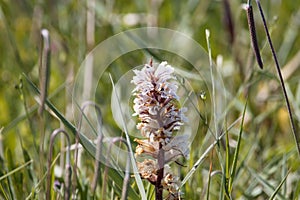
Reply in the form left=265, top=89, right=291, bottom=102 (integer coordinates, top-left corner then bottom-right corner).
left=156, top=142, right=164, bottom=200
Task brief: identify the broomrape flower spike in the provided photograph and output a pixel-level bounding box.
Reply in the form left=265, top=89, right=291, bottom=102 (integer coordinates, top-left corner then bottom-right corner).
left=132, top=61, right=187, bottom=145
left=132, top=61, right=188, bottom=199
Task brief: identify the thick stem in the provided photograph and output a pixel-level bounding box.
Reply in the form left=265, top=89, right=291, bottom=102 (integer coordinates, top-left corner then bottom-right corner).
left=155, top=142, right=164, bottom=200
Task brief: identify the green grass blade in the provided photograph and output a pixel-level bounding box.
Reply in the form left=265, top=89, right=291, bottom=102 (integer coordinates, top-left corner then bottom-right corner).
left=229, top=100, right=248, bottom=191
left=0, top=160, right=33, bottom=182
left=225, top=120, right=230, bottom=190
left=4, top=149, right=17, bottom=199
left=0, top=183, right=9, bottom=200
left=19, top=136, right=35, bottom=183
left=268, top=170, right=290, bottom=200
left=206, top=29, right=218, bottom=134
left=206, top=162, right=212, bottom=200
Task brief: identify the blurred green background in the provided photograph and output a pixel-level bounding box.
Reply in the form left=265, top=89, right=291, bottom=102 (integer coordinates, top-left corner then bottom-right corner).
left=0, top=0, right=300, bottom=199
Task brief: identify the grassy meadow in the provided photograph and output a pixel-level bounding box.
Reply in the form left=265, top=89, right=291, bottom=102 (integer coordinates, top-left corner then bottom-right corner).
left=0, top=0, right=300, bottom=199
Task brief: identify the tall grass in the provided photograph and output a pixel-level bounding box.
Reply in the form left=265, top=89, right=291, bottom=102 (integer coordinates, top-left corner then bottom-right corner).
left=0, top=0, right=300, bottom=199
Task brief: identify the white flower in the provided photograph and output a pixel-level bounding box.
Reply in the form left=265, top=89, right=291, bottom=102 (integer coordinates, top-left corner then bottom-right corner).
left=131, top=61, right=187, bottom=145
left=132, top=61, right=188, bottom=199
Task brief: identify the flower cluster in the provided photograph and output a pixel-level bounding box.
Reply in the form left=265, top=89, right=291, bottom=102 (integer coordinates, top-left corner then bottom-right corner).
left=132, top=61, right=187, bottom=144
left=132, top=61, right=188, bottom=199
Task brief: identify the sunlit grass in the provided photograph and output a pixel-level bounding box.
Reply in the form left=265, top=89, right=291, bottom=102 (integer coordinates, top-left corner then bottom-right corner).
left=0, top=0, right=300, bottom=199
